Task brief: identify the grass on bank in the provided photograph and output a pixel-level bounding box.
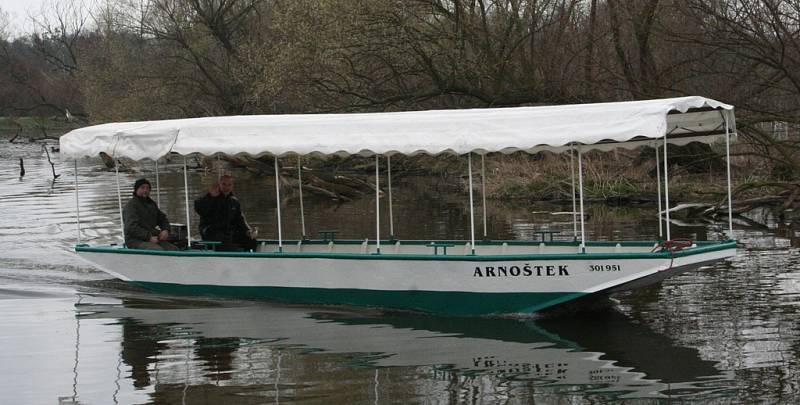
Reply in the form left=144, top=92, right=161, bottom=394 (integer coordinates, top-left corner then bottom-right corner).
left=0, top=116, right=79, bottom=140
left=482, top=146, right=754, bottom=203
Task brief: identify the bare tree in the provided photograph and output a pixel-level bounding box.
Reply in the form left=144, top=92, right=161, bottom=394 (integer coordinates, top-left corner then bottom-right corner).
left=0, top=7, right=10, bottom=42
left=282, top=0, right=592, bottom=112
left=141, top=0, right=267, bottom=114
left=680, top=0, right=800, bottom=118
left=605, top=0, right=662, bottom=97
left=668, top=0, right=800, bottom=194
left=30, top=0, right=92, bottom=75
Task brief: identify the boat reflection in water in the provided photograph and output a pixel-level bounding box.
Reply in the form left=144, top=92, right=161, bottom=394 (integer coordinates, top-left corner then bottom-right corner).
left=77, top=293, right=735, bottom=403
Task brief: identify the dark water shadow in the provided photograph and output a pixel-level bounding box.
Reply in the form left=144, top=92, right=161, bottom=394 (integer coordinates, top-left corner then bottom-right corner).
left=74, top=291, right=735, bottom=403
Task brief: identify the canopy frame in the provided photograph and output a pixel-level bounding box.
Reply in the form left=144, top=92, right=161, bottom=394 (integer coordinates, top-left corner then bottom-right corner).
left=65, top=97, right=737, bottom=247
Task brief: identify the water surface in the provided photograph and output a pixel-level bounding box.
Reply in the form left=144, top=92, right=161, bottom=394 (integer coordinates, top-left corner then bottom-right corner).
left=1, top=143, right=798, bottom=404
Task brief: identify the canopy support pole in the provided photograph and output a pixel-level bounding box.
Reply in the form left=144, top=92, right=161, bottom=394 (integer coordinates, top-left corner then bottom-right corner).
left=663, top=135, right=671, bottom=241
left=297, top=156, right=306, bottom=239
left=375, top=155, right=381, bottom=254
left=275, top=157, right=283, bottom=253
left=114, top=160, right=124, bottom=245
left=387, top=155, right=394, bottom=240
left=655, top=142, right=663, bottom=238
left=570, top=146, right=578, bottom=240
left=74, top=160, right=81, bottom=244
left=724, top=112, right=734, bottom=238
left=468, top=153, right=476, bottom=255
left=481, top=154, right=487, bottom=239
left=183, top=157, right=192, bottom=247
left=577, top=147, right=586, bottom=253
left=155, top=159, right=161, bottom=207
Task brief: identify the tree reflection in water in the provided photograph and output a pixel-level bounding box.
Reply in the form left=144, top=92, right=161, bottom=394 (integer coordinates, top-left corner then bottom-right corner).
left=80, top=295, right=736, bottom=404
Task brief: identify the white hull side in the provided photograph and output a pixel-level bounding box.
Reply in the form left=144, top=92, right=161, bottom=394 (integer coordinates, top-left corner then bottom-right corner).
left=78, top=248, right=735, bottom=294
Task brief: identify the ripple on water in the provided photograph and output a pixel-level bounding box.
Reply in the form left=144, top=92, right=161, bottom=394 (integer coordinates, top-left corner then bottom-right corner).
left=1, top=143, right=800, bottom=403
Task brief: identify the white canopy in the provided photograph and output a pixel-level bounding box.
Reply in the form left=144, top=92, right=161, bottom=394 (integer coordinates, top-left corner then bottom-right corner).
left=60, top=96, right=734, bottom=161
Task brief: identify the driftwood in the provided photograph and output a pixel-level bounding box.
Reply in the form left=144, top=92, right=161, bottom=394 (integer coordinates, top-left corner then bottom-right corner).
left=305, top=173, right=365, bottom=199
left=99, top=152, right=116, bottom=169
left=301, top=183, right=350, bottom=201
left=42, top=144, right=60, bottom=179
left=207, top=155, right=377, bottom=201
left=223, top=155, right=274, bottom=173
left=782, top=186, right=800, bottom=210
left=335, top=174, right=378, bottom=192
left=668, top=195, right=788, bottom=219
left=9, top=127, right=21, bottom=143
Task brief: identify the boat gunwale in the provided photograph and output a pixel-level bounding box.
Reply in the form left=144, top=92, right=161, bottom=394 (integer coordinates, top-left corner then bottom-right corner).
left=75, top=239, right=737, bottom=261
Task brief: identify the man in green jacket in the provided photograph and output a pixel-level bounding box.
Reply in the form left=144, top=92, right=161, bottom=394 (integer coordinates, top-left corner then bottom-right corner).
left=123, top=178, right=177, bottom=250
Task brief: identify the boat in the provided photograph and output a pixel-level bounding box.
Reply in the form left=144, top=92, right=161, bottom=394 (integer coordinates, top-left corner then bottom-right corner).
left=60, top=96, right=738, bottom=316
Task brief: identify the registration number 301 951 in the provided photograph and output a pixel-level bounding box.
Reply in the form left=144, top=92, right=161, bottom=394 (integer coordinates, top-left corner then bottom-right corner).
left=589, top=264, right=621, bottom=272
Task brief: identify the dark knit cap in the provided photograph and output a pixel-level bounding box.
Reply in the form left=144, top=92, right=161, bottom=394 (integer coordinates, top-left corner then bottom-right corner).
left=133, top=178, right=151, bottom=195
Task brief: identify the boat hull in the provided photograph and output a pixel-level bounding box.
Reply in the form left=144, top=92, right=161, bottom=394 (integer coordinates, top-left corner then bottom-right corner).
left=76, top=241, right=736, bottom=316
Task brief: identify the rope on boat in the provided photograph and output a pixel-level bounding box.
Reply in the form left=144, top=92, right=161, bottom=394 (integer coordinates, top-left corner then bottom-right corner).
left=651, top=238, right=694, bottom=270
left=651, top=238, right=693, bottom=253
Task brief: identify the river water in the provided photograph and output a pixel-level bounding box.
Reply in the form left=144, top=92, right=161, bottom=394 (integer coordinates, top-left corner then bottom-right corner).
left=1, top=142, right=799, bottom=404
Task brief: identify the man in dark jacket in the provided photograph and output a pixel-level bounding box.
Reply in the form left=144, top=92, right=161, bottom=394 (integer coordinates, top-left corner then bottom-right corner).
left=194, top=175, right=257, bottom=251
left=123, top=178, right=177, bottom=250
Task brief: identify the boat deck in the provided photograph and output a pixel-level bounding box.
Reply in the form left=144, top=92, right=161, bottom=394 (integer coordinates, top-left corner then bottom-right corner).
left=252, top=239, right=676, bottom=255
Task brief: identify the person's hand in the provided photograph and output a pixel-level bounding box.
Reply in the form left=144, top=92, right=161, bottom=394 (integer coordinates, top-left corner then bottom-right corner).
left=209, top=183, right=220, bottom=197
left=247, top=227, right=259, bottom=239
left=149, top=236, right=159, bottom=243
left=158, top=229, right=170, bottom=241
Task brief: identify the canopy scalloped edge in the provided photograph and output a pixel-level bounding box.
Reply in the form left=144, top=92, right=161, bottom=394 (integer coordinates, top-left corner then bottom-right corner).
left=60, top=96, right=735, bottom=161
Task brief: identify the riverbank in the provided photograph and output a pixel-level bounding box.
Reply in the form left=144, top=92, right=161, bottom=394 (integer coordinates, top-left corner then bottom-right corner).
left=6, top=116, right=788, bottom=213
left=0, top=116, right=78, bottom=142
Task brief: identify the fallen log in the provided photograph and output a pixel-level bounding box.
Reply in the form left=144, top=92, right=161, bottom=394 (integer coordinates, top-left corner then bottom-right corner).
left=335, top=175, right=377, bottom=193
left=666, top=195, right=788, bottom=218
left=301, top=184, right=351, bottom=201
left=306, top=173, right=366, bottom=198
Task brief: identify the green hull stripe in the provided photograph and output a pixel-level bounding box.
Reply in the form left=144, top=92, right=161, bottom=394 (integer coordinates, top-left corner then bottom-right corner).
left=131, top=282, right=587, bottom=316
left=77, top=239, right=737, bottom=262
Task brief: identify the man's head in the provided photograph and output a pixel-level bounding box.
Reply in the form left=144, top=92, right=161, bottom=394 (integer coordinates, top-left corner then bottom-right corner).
left=219, top=175, right=234, bottom=196
left=133, top=178, right=151, bottom=198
